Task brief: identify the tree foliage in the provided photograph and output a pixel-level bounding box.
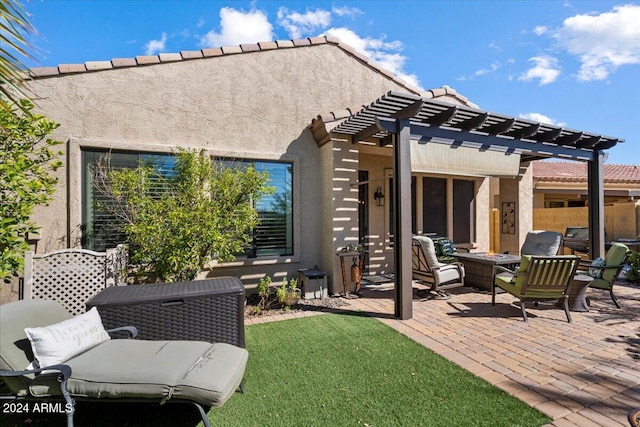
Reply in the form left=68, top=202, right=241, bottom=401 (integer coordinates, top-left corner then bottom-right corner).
left=1, top=0, right=37, bottom=113
left=0, top=98, right=62, bottom=281
left=92, top=149, right=273, bottom=282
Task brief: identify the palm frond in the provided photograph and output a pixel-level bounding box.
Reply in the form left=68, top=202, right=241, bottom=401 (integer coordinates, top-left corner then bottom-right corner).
left=0, top=0, right=37, bottom=113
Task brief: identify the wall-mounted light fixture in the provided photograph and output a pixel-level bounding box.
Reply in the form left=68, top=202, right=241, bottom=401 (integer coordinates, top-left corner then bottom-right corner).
left=374, top=186, right=385, bottom=206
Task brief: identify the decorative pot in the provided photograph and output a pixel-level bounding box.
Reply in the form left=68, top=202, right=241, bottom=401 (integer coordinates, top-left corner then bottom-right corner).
left=629, top=408, right=640, bottom=427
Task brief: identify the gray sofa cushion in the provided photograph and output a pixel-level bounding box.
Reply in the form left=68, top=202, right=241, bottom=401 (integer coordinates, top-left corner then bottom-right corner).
left=28, top=338, right=247, bottom=407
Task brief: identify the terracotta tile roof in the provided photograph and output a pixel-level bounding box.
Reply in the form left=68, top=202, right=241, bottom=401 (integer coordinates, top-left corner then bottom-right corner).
left=533, top=161, right=640, bottom=183
left=27, top=35, right=431, bottom=96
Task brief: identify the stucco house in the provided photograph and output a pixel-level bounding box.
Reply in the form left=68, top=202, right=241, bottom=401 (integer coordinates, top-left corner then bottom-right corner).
left=13, top=35, right=622, bottom=317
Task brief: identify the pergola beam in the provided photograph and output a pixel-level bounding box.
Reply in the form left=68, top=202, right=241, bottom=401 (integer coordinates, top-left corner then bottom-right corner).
left=376, top=117, right=597, bottom=161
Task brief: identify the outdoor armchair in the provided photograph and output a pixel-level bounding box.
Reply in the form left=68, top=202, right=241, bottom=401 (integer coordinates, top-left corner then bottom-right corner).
left=412, top=235, right=465, bottom=299
left=0, top=299, right=248, bottom=427
left=511, top=230, right=563, bottom=256
left=492, top=255, right=580, bottom=322
left=578, top=242, right=632, bottom=308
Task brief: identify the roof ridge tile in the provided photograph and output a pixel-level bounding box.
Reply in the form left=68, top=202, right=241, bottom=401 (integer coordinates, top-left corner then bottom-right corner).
left=240, top=44, right=260, bottom=53
left=202, top=48, right=223, bottom=57
left=275, top=40, right=294, bottom=48
left=135, top=55, right=160, bottom=65
left=25, top=35, right=441, bottom=100
left=180, top=50, right=203, bottom=59
left=220, top=45, right=242, bottom=55
left=158, top=53, right=182, bottom=62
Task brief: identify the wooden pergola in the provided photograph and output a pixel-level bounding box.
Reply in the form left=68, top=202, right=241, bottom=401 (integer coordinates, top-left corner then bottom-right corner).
left=329, top=91, right=624, bottom=320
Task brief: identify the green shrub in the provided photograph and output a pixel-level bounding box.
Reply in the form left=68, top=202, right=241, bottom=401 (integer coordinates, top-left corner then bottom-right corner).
left=92, top=149, right=273, bottom=282
left=0, top=99, right=62, bottom=282
left=625, top=252, right=640, bottom=283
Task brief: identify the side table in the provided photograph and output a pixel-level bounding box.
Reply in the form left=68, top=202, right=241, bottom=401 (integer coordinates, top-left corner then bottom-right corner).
left=565, top=274, right=594, bottom=312
left=336, top=250, right=366, bottom=298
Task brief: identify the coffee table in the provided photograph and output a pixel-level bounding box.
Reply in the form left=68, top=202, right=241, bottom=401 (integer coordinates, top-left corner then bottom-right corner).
left=451, top=252, right=522, bottom=291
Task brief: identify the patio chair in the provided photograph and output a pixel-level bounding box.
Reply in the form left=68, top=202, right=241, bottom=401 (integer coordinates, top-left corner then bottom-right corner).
left=492, top=255, right=580, bottom=322
left=577, top=242, right=632, bottom=308
left=0, top=299, right=248, bottom=427
left=519, top=230, right=563, bottom=256
left=412, top=235, right=465, bottom=299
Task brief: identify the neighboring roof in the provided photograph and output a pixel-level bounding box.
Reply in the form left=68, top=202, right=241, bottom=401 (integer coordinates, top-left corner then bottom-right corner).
left=26, top=35, right=472, bottom=107
left=533, top=161, right=640, bottom=183
left=311, top=91, right=623, bottom=160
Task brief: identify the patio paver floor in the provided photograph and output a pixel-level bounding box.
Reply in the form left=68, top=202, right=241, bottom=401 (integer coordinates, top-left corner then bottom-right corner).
left=246, top=281, right=640, bottom=427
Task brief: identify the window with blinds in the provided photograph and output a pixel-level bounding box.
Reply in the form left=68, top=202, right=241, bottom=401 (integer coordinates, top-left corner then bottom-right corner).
left=82, top=150, right=294, bottom=258
left=82, top=150, right=176, bottom=251
left=220, top=159, right=293, bottom=257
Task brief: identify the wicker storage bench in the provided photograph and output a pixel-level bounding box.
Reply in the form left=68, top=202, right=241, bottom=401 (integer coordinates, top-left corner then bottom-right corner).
left=87, top=277, right=245, bottom=347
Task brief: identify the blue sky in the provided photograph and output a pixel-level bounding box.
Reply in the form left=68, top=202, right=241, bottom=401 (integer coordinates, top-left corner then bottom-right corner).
left=21, top=0, right=640, bottom=164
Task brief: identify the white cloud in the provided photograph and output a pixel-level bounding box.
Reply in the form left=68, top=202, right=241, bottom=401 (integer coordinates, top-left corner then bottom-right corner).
left=145, top=33, right=167, bottom=55
left=519, top=112, right=566, bottom=127
left=533, top=26, right=548, bottom=36
left=489, top=41, right=502, bottom=51
left=474, top=61, right=501, bottom=76
left=200, top=7, right=273, bottom=47
left=324, top=27, right=421, bottom=89
left=332, top=5, right=364, bottom=18
left=553, top=4, right=640, bottom=81
left=518, top=55, right=561, bottom=85
left=277, top=7, right=331, bottom=39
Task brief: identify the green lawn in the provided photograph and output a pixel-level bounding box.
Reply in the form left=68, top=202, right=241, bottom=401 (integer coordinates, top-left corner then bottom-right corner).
left=212, top=313, right=549, bottom=427
left=1, top=313, right=550, bottom=427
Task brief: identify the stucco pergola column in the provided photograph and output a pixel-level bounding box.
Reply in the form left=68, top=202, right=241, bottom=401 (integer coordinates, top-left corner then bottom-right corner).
left=322, top=138, right=360, bottom=295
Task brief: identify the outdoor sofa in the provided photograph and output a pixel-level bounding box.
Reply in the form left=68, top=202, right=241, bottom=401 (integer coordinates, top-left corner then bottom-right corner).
left=0, top=299, right=248, bottom=427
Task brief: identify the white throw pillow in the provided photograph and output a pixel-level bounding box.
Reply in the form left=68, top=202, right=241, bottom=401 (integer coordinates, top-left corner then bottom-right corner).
left=24, top=307, right=111, bottom=369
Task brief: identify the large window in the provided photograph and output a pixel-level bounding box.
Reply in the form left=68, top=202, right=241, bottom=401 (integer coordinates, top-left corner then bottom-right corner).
left=422, top=177, right=475, bottom=243
left=82, top=150, right=293, bottom=258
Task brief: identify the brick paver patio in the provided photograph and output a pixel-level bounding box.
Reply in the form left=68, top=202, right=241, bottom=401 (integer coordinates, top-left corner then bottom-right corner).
left=247, top=281, right=640, bottom=426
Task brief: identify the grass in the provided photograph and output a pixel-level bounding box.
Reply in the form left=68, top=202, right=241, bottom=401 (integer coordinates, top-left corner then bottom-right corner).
left=212, top=313, right=549, bottom=427
left=1, top=313, right=551, bottom=427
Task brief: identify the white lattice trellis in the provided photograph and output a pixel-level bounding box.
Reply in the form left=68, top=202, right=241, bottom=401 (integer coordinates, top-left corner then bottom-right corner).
left=23, top=245, right=128, bottom=315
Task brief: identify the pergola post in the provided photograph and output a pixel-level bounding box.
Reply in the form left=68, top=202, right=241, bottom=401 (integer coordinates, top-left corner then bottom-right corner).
left=588, top=150, right=606, bottom=259
left=393, top=119, right=413, bottom=320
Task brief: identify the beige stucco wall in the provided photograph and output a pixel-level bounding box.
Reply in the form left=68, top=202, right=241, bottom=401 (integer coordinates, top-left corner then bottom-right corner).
left=22, top=44, right=414, bottom=293
left=498, top=163, right=534, bottom=253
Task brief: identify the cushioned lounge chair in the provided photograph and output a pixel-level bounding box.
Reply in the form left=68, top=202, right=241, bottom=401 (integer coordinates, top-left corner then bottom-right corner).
left=412, top=235, right=465, bottom=299
left=0, top=299, right=248, bottom=427
left=492, top=255, right=580, bottom=322
left=578, top=242, right=632, bottom=308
